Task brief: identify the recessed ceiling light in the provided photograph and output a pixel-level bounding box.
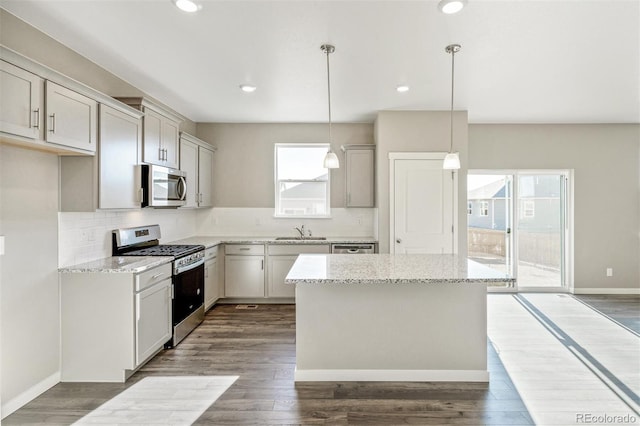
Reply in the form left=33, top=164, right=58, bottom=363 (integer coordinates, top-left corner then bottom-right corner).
left=396, top=85, right=410, bottom=93
left=173, top=0, right=200, bottom=13
left=239, top=84, right=257, bottom=93
left=438, top=0, right=467, bottom=14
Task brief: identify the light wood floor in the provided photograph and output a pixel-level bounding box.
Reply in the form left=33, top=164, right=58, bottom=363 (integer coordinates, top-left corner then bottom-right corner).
left=4, top=295, right=638, bottom=425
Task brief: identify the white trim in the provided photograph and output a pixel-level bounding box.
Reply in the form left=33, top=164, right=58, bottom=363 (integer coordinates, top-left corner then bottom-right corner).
left=388, top=152, right=447, bottom=160
left=1, top=371, right=60, bottom=419
left=294, top=368, right=489, bottom=382
left=572, top=288, right=640, bottom=295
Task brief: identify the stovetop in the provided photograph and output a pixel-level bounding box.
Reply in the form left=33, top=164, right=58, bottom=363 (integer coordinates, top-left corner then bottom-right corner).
left=124, top=244, right=204, bottom=258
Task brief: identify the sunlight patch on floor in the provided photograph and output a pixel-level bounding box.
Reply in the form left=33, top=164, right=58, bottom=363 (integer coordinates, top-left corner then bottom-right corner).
left=488, top=294, right=639, bottom=425
left=72, top=376, right=238, bottom=425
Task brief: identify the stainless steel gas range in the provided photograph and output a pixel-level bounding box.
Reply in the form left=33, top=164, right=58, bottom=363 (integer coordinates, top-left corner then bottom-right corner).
left=112, top=224, right=205, bottom=347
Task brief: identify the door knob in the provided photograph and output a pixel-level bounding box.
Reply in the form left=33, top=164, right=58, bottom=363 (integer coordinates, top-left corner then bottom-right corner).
left=396, top=238, right=402, bottom=243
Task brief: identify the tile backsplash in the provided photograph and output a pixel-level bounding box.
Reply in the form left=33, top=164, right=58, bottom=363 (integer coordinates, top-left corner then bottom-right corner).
left=59, top=207, right=377, bottom=267
left=58, top=209, right=197, bottom=267
left=196, top=207, right=376, bottom=238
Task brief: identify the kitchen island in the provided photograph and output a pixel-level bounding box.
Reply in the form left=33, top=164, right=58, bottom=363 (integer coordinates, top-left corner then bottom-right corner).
left=285, top=254, right=514, bottom=382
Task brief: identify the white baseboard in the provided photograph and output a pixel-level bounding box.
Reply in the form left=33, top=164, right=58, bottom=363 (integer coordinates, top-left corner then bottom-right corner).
left=1, top=371, right=60, bottom=419
left=294, top=368, right=489, bottom=383
left=572, top=288, right=640, bottom=295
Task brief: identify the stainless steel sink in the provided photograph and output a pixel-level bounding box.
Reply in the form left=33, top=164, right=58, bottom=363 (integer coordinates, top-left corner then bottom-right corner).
left=275, top=237, right=327, bottom=240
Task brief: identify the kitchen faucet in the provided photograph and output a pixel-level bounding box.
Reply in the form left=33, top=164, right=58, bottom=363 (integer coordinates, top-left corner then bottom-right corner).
left=294, top=225, right=305, bottom=239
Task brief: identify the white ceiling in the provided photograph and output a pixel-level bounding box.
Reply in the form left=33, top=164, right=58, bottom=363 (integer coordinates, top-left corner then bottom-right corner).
left=2, top=0, right=639, bottom=124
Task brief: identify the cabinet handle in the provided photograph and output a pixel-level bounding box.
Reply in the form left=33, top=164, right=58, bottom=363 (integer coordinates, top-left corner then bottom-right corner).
left=137, top=188, right=144, bottom=203
left=163, top=148, right=168, bottom=161
left=151, top=272, right=164, bottom=280
left=159, top=147, right=163, bottom=161
left=261, top=259, right=264, bottom=270
left=396, top=238, right=402, bottom=244
left=49, top=113, right=56, bottom=133
left=136, top=296, right=140, bottom=321
left=239, top=248, right=250, bottom=251
left=33, top=108, right=40, bottom=129
left=205, top=267, right=208, bottom=278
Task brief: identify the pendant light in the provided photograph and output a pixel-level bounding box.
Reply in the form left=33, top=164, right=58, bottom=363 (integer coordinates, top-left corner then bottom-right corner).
left=321, top=44, right=339, bottom=169
left=443, top=43, right=461, bottom=170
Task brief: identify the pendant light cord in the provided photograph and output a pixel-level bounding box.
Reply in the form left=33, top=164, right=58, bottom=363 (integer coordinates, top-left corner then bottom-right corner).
left=449, top=47, right=455, bottom=154
left=326, top=48, right=332, bottom=145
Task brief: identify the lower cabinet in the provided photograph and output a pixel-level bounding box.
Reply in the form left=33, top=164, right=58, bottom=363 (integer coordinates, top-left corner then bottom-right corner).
left=60, top=262, right=172, bottom=382
left=135, top=277, right=172, bottom=366
left=224, top=244, right=265, bottom=297
left=267, top=244, right=330, bottom=298
left=204, top=246, right=223, bottom=309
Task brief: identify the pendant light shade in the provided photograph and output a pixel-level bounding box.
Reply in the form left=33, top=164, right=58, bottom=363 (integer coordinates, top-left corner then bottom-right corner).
left=321, top=44, right=339, bottom=169
left=443, top=43, right=461, bottom=170
left=443, top=152, right=461, bottom=169
left=323, top=151, right=340, bottom=168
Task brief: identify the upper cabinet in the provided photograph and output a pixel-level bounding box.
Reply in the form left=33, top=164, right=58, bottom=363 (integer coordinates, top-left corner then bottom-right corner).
left=117, top=98, right=182, bottom=169
left=342, top=144, right=375, bottom=207
left=0, top=60, right=44, bottom=140
left=179, top=132, right=216, bottom=208
left=60, top=103, right=144, bottom=211
left=45, top=81, right=97, bottom=153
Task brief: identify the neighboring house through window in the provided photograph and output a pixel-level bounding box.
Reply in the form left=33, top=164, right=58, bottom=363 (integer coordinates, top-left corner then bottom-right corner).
left=467, top=202, right=473, bottom=215
left=522, top=200, right=535, bottom=218
left=275, top=144, right=330, bottom=217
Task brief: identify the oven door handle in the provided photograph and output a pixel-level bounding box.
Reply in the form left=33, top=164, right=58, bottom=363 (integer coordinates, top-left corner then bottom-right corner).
left=177, top=176, right=187, bottom=201
left=174, top=257, right=204, bottom=275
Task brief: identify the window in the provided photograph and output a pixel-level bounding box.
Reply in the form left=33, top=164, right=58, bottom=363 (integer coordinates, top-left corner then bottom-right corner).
left=479, top=201, right=489, bottom=217
left=467, top=202, right=473, bottom=215
left=275, top=144, right=330, bottom=217
left=522, top=200, right=535, bottom=218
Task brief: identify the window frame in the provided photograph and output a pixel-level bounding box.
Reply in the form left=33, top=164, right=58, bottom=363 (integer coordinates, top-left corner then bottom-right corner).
left=274, top=143, right=331, bottom=218
left=479, top=200, right=489, bottom=217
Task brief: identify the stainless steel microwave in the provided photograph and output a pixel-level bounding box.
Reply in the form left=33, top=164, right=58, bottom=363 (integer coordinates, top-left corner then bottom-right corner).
left=139, top=164, right=187, bottom=208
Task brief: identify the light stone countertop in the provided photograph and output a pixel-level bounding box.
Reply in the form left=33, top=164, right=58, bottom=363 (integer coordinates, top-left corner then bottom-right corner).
left=59, top=256, right=173, bottom=274
left=285, top=254, right=515, bottom=284
left=169, top=236, right=377, bottom=249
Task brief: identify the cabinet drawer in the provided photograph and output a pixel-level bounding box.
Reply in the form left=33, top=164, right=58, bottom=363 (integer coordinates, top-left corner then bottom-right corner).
left=135, top=263, right=172, bottom=292
left=267, top=244, right=330, bottom=256
left=205, top=245, right=219, bottom=260
left=225, top=244, right=264, bottom=255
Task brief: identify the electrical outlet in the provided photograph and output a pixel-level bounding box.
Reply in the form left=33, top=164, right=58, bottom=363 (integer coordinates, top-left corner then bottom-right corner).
left=606, top=268, right=613, bottom=277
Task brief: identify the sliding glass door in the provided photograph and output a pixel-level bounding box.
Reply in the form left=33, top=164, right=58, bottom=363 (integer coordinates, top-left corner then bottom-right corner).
left=468, top=171, right=571, bottom=291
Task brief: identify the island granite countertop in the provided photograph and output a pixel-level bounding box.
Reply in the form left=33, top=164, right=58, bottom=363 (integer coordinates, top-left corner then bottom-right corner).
left=285, top=254, right=515, bottom=284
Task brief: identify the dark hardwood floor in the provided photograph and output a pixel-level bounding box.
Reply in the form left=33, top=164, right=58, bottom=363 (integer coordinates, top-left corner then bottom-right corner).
left=5, top=295, right=638, bottom=425
left=574, top=294, right=640, bottom=334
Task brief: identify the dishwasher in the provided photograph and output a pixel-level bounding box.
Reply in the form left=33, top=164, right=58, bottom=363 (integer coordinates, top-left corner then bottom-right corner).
left=331, top=243, right=377, bottom=254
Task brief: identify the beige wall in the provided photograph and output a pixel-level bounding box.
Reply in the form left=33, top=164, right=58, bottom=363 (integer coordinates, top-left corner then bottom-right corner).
left=0, top=9, right=197, bottom=134
left=0, top=145, right=60, bottom=414
left=469, top=124, right=640, bottom=291
left=375, top=111, right=468, bottom=254
left=196, top=123, right=374, bottom=208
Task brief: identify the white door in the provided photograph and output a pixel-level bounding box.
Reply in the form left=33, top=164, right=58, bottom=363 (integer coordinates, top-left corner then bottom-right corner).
left=391, top=154, right=456, bottom=254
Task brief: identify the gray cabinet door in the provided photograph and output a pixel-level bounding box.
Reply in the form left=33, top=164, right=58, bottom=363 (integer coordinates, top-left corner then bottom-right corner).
left=135, top=278, right=172, bottom=366
left=180, top=138, right=199, bottom=208
left=0, top=60, right=43, bottom=139
left=45, top=81, right=97, bottom=152
left=225, top=256, right=265, bottom=297
left=162, top=118, right=180, bottom=169
left=198, top=146, right=215, bottom=207
left=99, top=104, right=142, bottom=209
left=142, top=108, right=163, bottom=165
left=346, top=149, right=374, bottom=207
left=267, top=255, right=297, bottom=298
